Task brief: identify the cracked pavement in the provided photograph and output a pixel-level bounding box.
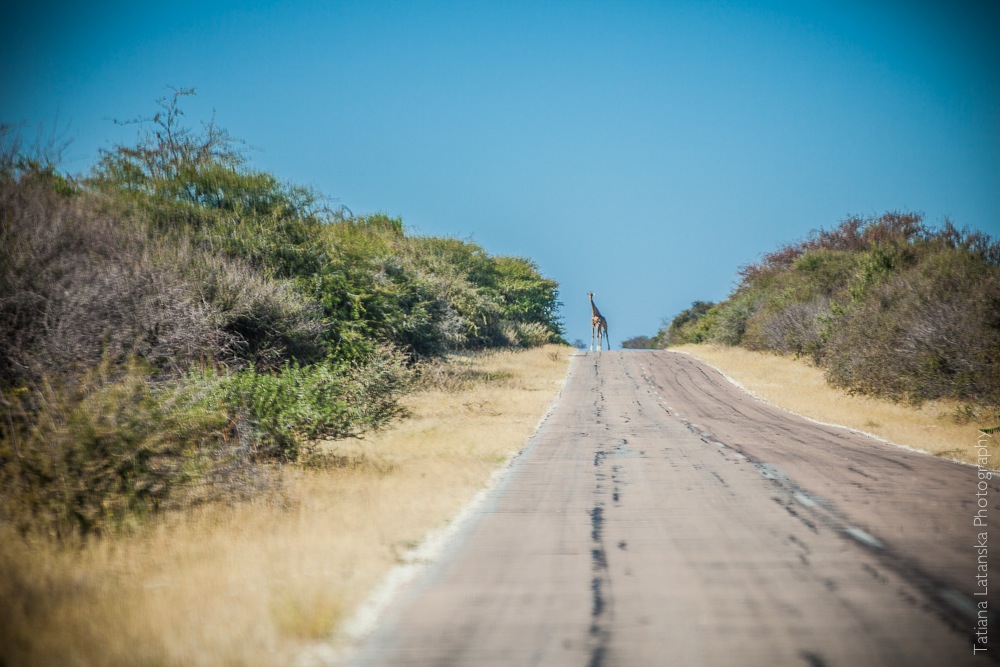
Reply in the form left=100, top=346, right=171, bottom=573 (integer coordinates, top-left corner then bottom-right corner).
left=352, top=351, right=996, bottom=666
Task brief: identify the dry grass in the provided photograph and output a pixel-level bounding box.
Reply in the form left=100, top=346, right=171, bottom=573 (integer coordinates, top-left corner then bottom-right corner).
left=674, top=344, right=1000, bottom=468
left=0, top=344, right=572, bottom=667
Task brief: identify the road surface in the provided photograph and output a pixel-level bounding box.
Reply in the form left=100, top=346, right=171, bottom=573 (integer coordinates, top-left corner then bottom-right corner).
left=351, top=351, right=998, bottom=666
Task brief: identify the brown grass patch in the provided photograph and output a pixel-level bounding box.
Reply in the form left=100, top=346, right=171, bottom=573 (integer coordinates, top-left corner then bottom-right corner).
left=674, top=344, right=999, bottom=468
left=0, top=345, right=572, bottom=666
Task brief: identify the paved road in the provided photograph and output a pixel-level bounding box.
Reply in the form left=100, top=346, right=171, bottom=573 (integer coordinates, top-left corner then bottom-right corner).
left=352, top=351, right=998, bottom=666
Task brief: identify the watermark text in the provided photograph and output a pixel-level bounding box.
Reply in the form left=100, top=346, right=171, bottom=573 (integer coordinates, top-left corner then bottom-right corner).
left=974, top=431, right=992, bottom=655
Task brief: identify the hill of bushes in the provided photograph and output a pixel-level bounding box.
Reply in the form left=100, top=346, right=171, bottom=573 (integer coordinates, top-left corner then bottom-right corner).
left=650, top=212, right=999, bottom=408
left=0, top=90, right=562, bottom=537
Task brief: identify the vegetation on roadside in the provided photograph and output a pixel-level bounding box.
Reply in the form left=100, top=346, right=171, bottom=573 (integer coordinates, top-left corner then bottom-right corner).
left=652, top=212, right=1000, bottom=412
left=0, top=344, right=571, bottom=667
left=0, top=89, right=562, bottom=538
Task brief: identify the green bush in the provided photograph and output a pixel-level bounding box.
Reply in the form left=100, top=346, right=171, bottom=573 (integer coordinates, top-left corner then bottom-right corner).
left=621, top=335, right=657, bottom=349
left=709, top=294, right=759, bottom=346
left=663, top=301, right=716, bottom=345
left=212, top=349, right=412, bottom=461
left=0, top=359, right=232, bottom=538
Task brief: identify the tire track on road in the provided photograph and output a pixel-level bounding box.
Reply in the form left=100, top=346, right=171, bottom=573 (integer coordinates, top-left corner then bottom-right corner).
left=350, top=351, right=991, bottom=666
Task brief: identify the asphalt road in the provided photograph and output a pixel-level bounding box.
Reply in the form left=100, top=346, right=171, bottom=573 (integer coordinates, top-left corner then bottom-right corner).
left=351, top=351, right=998, bottom=666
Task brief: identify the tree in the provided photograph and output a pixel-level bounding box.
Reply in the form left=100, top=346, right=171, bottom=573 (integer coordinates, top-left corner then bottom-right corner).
left=622, top=336, right=655, bottom=349
left=94, top=87, right=244, bottom=194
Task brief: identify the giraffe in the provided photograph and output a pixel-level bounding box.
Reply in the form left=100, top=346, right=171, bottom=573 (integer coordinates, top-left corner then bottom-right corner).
left=588, top=291, right=610, bottom=352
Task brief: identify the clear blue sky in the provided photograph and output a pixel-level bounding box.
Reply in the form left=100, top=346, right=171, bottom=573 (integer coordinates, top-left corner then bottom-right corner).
left=4, top=0, right=998, bottom=347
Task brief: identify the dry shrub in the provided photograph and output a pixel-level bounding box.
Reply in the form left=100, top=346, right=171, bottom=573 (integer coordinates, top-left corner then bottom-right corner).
left=826, top=250, right=1000, bottom=404
left=0, top=182, right=221, bottom=383
left=0, top=177, right=325, bottom=386
left=0, top=358, right=269, bottom=538
left=745, top=297, right=830, bottom=360
left=496, top=320, right=555, bottom=348
left=414, top=349, right=523, bottom=394
left=177, top=246, right=325, bottom=369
